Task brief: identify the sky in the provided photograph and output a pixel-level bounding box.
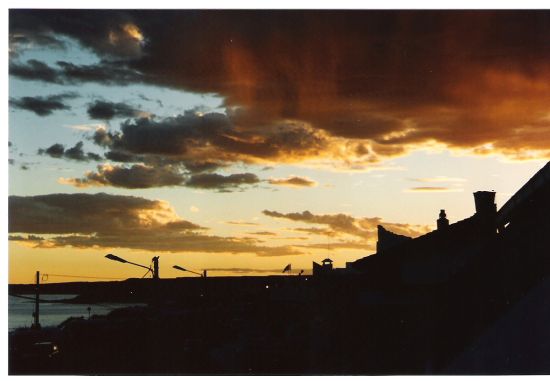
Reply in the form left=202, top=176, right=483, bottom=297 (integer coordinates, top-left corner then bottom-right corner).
left=7, top=9, right=549, bottom=284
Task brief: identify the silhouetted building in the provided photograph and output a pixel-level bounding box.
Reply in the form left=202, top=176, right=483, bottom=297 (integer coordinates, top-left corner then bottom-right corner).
left=351, top=190, right=498, bottom=284
left=313, top=258, right=333, bottom=276
left=376, top=225, right=413, bottom=253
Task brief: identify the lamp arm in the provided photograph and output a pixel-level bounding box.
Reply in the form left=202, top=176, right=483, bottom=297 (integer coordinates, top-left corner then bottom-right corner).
left=124, top=260, right=152, bottom=271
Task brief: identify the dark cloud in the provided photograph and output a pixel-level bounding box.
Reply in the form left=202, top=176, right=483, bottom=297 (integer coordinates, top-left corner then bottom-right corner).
left=56, top=60, right=144, bottom=85
left=90, top=112, right=332, bottom=168
left=87, top=100, right=144, bottom=120
left=62, top=164, right=185, bottom=189
left=9, top=59, right=143, bottom=85
left=268, top=176, right=317, bottom=188
left=9, top=32, right=66, bottom=57
left=39, top=143, right=64, bottom=158
left=8, top=193, right=301, bottom=256
left=9, top=9, right=145, bottom=59
left=104, top=150, right=142, bottom=163
left=182, top=161, right=226, bottom=174
left=9, top=234, right=45, bottom=242
left=9, top=59, right=62, bottom=83
left=9, top=92, right=77, bottom=116
left=10, top=10, right=550, bottom=161
left=38, top=141, right=102, bottom=162
left=8, top=193, right=185, bottom=235
left=62, top=159, right=260, bottom=190
left=138, top=93, right=163, bottom=108
left=185, top=173, right=260, bottom=191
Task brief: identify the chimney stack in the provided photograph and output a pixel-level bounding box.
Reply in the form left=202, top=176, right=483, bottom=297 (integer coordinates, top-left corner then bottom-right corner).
left=437, top=209, right=449, bottom=230
left=473, top=191, right=497, bottom=217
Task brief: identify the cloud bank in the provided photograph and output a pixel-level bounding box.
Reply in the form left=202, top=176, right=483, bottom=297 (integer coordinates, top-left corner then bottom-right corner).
left=9, top=10, right=550, bottom=162
left=9, top=193, right=301, bottom=256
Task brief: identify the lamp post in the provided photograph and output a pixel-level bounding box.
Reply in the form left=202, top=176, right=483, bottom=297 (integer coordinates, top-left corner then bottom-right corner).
left=105, top=253, right=159, bottom=279
left=172, top=265, right=204, bottom=277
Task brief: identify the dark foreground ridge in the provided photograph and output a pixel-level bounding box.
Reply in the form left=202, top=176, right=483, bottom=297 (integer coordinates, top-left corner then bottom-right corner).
left=9, top=162, right=550, bottom=375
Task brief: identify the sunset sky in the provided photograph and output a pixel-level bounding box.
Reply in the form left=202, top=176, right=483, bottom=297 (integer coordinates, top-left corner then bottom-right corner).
left=8, top=9, right=549, bottom=284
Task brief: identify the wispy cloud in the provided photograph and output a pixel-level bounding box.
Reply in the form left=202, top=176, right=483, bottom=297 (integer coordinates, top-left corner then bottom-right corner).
left=408, top=176, right=467, bottom=183
left=65, top=123, right=107, bottom=132
left=224, top=220, right=260, bottom=226
left=268, top=176, right=317, bottom=188
left=405, top=187, right=464, bottom=193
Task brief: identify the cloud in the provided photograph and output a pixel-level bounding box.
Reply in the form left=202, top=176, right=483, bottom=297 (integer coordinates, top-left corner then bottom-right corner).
left=8, top=193, right=196, bottom=235
left=408, top=176, right=467, bottom=183
left=263, top=209, right=371, bottom=239
left=56, top=60, right=144, bottom=84
left=90, top=111, right=369, bottom=170
left=9, top=59, right=62, bottom=83
left=184, top=173, right=260, bottom=191
left=9, top=234, right=45, bottom=242
left=405, top=187, right=464, bottom=193
left=225, top=220, right=260, bottom=226
left=8, top=192, right=301, bottom=256
left=263, top=209, right=432, bottom=240
left=291, top=227, right=340, bottom=237
left=294, top=241, right=376, bottom=252
left=9, top=10, right=146, bottom=59
left=38, top=141, right=102, bottom=162
left=87, top=100, right=147, bottom=120
left=248, top=231, right=277, bottom=236
left=9, top=32, right=66, bottom=57
left=268, top=176, right=317, bottom=188
left=61, top=157, right=262, bottom=190
left=9, top=59, right=143, bottom=85
left=66, top=123, right=106, bottom=132
left=11, top=10, right=550, bottom=162
left=60, top=163, right=185, bottom=189
left=9, top=92, right=77, bottom=116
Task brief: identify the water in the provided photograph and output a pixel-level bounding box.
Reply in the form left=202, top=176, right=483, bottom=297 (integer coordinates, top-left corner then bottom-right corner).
left=9, top=295, right=145, bottom=331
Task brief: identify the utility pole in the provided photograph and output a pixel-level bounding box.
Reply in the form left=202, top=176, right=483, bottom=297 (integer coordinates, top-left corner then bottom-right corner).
left=152, top=256, right=159, bottom=279
left=32, top=271, right=41, bottom=329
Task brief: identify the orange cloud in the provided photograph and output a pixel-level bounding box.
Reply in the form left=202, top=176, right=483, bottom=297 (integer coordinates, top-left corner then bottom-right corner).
left=11, top=10, right=550, bottom=167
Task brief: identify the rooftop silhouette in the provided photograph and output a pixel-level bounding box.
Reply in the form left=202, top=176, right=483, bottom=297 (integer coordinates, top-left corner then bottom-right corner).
left=9, top=161, right=550, bottom=375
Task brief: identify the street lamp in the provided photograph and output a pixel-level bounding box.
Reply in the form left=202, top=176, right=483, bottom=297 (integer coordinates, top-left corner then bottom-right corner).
left=105, top=253, right=159, bottom=279
left=173, top=265, right=204, bottom=277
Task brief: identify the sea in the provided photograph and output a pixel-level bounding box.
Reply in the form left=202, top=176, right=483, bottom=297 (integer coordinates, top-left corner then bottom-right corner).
left=8, top=294, right=145, bottom=332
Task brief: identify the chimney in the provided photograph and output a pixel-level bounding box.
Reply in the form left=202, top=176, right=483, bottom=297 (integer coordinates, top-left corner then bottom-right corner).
left=437, top=209, right=449, bottom=230
left=473, top=191, right=497, bottom=216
